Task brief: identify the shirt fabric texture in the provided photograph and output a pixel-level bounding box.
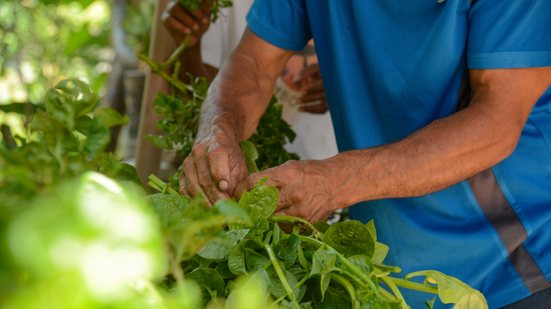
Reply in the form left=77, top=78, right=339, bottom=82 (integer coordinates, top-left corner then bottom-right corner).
left=247, top=0, right=551, bottom=307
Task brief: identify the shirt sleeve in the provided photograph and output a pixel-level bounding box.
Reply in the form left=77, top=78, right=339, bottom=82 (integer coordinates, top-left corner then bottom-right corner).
left=467, top=0, right=551, bottom=69
left=201, top=20, right=224, bottom=68
left=246, top=0, right=312, bottom=51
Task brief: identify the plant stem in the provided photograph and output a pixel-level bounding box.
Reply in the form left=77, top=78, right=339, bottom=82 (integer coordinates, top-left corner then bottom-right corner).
left=264, top=243, right=298, bottom=306
left=297, top=243, right=310, bottom=269
left=387, top=277, right=438, bottom=295
left=148, top=174, right=179, bottom=195
left=331, top=273, right=360, bottom=309
left=160, top=35, right=190, bottom=69
left=270, top=215, right=322, bottom=237
left=380, top=276, right=409, bottom=309
left=139, top=54, right=192, bottom=94
left=298, top=236, right=372, bottom=283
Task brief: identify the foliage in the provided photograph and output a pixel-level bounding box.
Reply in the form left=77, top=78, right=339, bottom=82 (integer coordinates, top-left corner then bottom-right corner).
left=1, top=172, right=166, bottom=308
left=135, top=4, right=487, bottom=307
left=148, top=174, right=488, bottom=309
left=0, top=79, right=136, bottom=220
left=122, top=0, right=156, bottom=57
left=146, top=76, right=298, bottom=179
left=0, top=80, right=488, bottom=309
left=0, top=0, right=111, bottom=103
left=146, top=77, right=207, bottom=161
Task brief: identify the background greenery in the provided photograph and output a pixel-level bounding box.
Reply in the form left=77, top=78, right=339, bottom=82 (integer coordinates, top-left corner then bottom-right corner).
left=0, top=0, right=153, bottom=135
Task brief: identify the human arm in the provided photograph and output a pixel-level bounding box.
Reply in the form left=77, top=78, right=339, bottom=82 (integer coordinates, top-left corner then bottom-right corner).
left=162, top=0, right=218, bottom=82
left=179, top=28, right=295, bottom=200
left=237, top=67, right=551, bottom=221
left=295, top=63, right=329, bottom=114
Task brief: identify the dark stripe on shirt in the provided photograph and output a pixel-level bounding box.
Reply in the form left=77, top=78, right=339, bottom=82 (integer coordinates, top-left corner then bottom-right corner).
left=468, top=169, right=551, bottom=293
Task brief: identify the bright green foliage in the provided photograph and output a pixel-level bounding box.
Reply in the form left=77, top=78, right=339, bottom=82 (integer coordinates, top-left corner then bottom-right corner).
left=146, top=77, right=206, bottom=161
left=406, top=271, right=488, bottom=308
left=249, top=97, right=299, bottom=171
left=2, top=172, right=166, bottom=308
left=323, top=220, right=375, bottom=258
left=0, top=79, right=136, bottom=219
left=149, top=175, right=487, bottom=309
left=0, top=0, right=112, bottom=102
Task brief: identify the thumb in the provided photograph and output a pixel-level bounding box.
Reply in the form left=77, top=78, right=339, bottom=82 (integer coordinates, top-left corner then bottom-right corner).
left=206, top=148, right=232, bottom=192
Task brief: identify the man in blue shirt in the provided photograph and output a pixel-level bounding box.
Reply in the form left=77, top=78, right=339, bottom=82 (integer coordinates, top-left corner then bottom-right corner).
left=178, top=0, right=551, bottom=307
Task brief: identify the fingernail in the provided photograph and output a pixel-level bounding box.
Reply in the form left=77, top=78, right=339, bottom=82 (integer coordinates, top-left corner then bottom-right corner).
left=218, top=180, right=229, bottom=191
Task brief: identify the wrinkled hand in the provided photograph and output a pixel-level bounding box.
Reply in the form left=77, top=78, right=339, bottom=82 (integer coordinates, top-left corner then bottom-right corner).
left=235, top=160, right=341, bottom=222
left=162, top=0, right=212, bottom=46
left=295, top=63, right=328, bottom=114
left=179, top=127, right=248, bottom=204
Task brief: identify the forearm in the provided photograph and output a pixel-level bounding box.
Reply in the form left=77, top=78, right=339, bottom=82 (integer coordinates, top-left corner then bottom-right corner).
left=331, top=68, right=551, bottom=207
left=196, top=28, right=293, bottom=142
left=331, top=102, right=515, bottom=206
left=176, top=43, right=217, bottom=82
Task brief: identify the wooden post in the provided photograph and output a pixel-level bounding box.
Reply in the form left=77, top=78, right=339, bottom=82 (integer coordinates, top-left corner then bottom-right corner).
left=135, top=0, right=176, bottom=183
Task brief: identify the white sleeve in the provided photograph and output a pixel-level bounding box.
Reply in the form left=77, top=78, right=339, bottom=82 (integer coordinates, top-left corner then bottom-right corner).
left=201, top=20, right=224, bottom=69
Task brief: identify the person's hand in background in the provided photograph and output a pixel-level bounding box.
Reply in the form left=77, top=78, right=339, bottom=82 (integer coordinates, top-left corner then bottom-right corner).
left=162, top=0, right=212, bottom=47
left=295, top=63, right=329, bottom=114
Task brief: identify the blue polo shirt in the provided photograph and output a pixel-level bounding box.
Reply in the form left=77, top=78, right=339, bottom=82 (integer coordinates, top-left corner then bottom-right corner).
left=247, top=0, right=551, bottom=307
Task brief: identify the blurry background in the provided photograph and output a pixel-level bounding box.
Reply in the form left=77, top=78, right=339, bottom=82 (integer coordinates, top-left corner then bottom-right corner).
left=0, top=0, right=154, bottom=153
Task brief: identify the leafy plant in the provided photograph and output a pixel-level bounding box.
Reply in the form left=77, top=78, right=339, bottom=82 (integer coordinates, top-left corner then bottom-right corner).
left=148, top=174, right=488, bottom=309
left=141, top=37, right=298, bottom=186
left=0, top=79, right=137, bottom=219
left=0, top=0, right=111, bottom=102
left=135, top=4, right=488, bottom=307
left=0, top=80, right=488, bottom=309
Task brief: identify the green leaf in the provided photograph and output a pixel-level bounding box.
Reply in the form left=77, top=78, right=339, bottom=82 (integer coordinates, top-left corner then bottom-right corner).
left=273, top=234, right=300, bottom=268
left=309, top=248, right=338, bottom=300
left=197, top=229, right=249, bottom=260
left=214, top=262, right=235, bottom=279
left=228, top=244, right=247, bottom=276
left=372, top=242, right=390, bottom=264
left=186, top=267, right=225, bottom=299
left=245, top=248, right=270, bottom=272
left=213, top=199, right=249, bottom=222
left=347, top=255, right=372, bottom=276
left=44, top=79, right=97, bottom=129
left=312, top=285, right=352, bottom=309
left=405, top=270, right=488, bottom=308
left=366, top=220, right=377, bottom=241
left=238, top=178, right=278, bottom=220
left=94, top=108, right=128, bottom=129
left=75, top=116, right=110, bottom=155
left=240, top=140, right=259, bottom=173
left=225, top=274, right=273, bottom=309
left=236, top=179, right=278, bottom=238
left=323, top=220, right=375, bottom=258
left=264, top=267, right=301, bottom=300
left=0, top=102, right=42, bottom=115
left=313, top=221, right=331, bottom=233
